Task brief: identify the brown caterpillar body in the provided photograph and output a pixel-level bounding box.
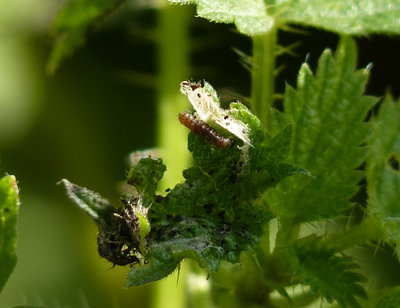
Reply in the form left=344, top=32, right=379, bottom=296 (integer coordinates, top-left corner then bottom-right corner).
left=178, top=112, right=233, bottom=148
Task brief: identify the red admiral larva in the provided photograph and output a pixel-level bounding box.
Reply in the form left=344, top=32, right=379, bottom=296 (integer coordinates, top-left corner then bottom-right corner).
left=178, top=111, right=233, bottom=148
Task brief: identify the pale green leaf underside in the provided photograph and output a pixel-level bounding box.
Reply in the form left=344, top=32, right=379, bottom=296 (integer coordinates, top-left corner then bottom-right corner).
left=0, top=175, right=19, bottom=293
left=169, top=0, right=400, bottom=35
left=267, top=37, right=376, bottom=222
left=367, top=96, right=400, bottom=259
left=276, top=0, right=400, bottom=35
left=169, top=0, right=273, bottom=35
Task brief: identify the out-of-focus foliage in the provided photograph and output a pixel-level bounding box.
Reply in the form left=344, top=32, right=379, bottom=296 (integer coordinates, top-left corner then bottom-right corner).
left=13, top=306, right=46, bottom=308
left=0, top=174, right=19, bottom=293
left=0, top=1, right=155, bottom=307
left=47, top=0, right=126, bottom=73
left=373, top=286, right=400, bottom=308
left=367, top=96, right=400, bottom=258
left=49, top=0, right=400, bottom=75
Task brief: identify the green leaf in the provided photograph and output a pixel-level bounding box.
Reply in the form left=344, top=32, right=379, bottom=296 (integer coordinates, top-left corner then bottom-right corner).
left=276, top=0, right=400, bottom=35
left=168, top=0, right=400, bottom=36
left=373, top=287, right=400, bottom=308
left=63, top=83, right=305, bottom=286
left=127, top=157, right=167, bottom=207
left=126, top=100, right=302, bottom=286
left=0, top=174, right=19, bottom=293
left=126, top=219, right=222, bottom=286
left=366, top=96, right=400, bottom=258
left=60, top=179, right=114, bottom=223
left=168, top=0, right=274, bottom=35
left=61, top=179, right=153, bottom=266
left=47, top=0, right=125, bottom=73
left=267, top=37, right=377, bottom=223
left=290, top=235, right=367, bottom=308
left=125, top=243, right=180, bottom=286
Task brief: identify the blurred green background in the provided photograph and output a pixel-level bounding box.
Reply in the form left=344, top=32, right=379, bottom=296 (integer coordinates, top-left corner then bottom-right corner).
left=1, top=0, right=400, bottom=307
left=0, top=2, right=156, bottom=307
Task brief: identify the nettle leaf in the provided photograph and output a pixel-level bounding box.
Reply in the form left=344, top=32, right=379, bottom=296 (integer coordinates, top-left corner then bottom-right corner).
left=276, top=0, right=400, bottom=35
left=367, top=96, right=400, bottom=258
left=61, top=177, right=153, bottom=266
left=0, top=174, right=19, bottom=293
left=290, top=235, right=367, bottom=308
left=168, top=0, right=274, bottom=35
left=60, top=179, right=114, bottom=222
left=126, top=102, right=284, bottom=286
left=267, top=37, right=377, bottom=223
left=168, top=0, right=400, bottom=36
left=62, top=81, right=307, bottom=286
left=47, top=0, right=125, bottom=72
left=125, top=92, right=310, bottom=286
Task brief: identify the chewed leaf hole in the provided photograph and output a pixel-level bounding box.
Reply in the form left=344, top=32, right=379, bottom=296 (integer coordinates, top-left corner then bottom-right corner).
left=388, top=154, right=400, bottom=171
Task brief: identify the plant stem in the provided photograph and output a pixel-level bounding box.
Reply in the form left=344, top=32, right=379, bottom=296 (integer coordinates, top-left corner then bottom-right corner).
left=156, top=3, right=191, bottom=190
left=250, top=26, right=277, bottom=133
left=251, top=28, right=278, bottom=276
left=153, top=4, right=191, bottom=308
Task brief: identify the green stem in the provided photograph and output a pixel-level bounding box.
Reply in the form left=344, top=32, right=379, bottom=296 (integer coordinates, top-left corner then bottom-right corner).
left=251, top=28, right=278, bottom=276
left=152, top=4, right=191, bottom=308
left=250, top=27, right=278, bottom=133
left=156, top=4, right=191, bottom=190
